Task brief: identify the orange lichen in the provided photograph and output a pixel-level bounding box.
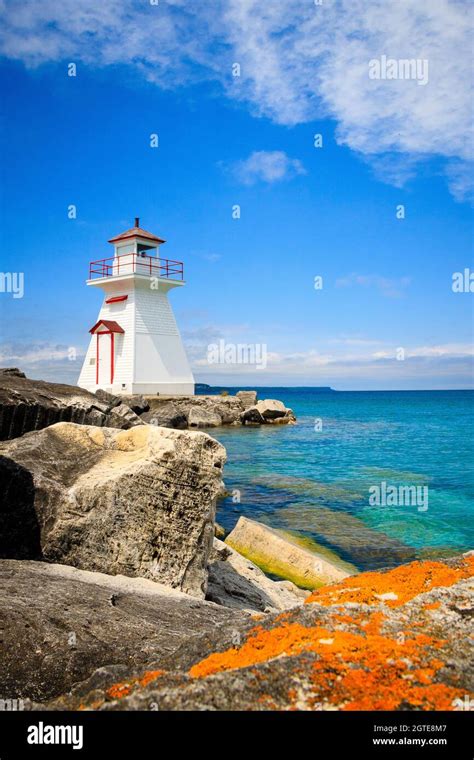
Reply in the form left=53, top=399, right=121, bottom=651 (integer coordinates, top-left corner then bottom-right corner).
left=189, top=556, right=474, bottom=711
left=138, top=669, right=164, bottom=688
left=105, top=669, right=164, bottom=701
left=305, top=556, right=474, bottom=608
left=106, top=682, right=132, bottom=699
left=189, top=618, right=466, bottom=710
left=424, top=602, right=441, bottom=610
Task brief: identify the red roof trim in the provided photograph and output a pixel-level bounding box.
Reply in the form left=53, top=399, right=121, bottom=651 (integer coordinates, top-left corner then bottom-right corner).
left=89, top=319, right=125, bottom=334
left=105, top=295, right=128, bottom=304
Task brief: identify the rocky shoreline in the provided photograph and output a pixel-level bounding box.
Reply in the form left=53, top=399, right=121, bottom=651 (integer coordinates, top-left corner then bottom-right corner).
left=0, top=368, right=296, bottom=440
left=0, top=368, right=472, bottom=711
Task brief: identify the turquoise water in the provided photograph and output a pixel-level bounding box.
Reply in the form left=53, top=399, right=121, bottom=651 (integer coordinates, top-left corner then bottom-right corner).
left=208, top=389, right=474, bottom=571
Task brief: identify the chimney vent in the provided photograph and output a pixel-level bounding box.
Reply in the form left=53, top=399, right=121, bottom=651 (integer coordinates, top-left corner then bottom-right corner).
left=134, top=217, right=139, bottom=228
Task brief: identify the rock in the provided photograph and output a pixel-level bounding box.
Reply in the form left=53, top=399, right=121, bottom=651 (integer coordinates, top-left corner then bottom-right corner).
left=207, top=538, right=310, bottom=612
left=94, top=388, right=122, bottom=408
left=214, top=522, right=226, bottom=539
left=0, top=422, right=226, bottom=597
left=119, top=395, right=150, bottom=415
left=225, top=517, right=355, bottom=589
left=140, top=393, right=296, bottom=429
left=0, top=372, right=144, bottom=440
left=37, top=554, right=474, bottom=711
left=105, top=403, right=144, bottom=428
left=0, top=367, right=26, bottom=378
left=236, top=390, right=257, bottom=409
left=142, top=403, right=188, bottom=429
left=0, top=559, right=246, bottom=702
left=188, top=407, right=222, bottom=428
left=241, top=399, right=296, bottom=425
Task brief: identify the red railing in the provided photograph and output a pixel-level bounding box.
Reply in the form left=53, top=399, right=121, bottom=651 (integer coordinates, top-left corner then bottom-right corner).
left=89, top=253, right=184, bottom=281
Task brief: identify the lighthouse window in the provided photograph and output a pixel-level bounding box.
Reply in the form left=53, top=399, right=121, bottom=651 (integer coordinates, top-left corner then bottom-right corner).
left=89, top=358, right=96, bottom=365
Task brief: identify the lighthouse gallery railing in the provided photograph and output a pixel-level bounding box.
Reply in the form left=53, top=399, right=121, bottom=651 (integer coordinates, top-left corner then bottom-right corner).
left=89, top=253, right=184, bottom=280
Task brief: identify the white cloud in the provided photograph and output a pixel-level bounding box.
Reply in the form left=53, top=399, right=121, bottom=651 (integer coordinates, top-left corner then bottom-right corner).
left=229, top=150, right=306, bottom=185
left=0, top=1, right=471, bottom=200
left=335, top=273, right=412, bottom=298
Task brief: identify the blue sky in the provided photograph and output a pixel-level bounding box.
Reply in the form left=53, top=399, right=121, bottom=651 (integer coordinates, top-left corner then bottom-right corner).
left=0, top=0, right=472, bottom=389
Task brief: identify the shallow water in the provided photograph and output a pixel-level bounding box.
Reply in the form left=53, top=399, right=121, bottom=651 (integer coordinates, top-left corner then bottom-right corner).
left=209, top=389, right=474, bottom=570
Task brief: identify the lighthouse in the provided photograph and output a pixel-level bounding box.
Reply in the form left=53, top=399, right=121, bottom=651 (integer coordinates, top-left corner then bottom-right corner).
left=78, top=219, right=194, bottom=396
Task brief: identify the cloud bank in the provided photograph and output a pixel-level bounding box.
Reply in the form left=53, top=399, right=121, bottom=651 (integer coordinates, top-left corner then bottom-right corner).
left=0, top=0, right=472, bottom=200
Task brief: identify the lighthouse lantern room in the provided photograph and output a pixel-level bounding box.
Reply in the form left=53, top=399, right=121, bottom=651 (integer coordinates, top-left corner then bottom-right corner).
left=78, top=218, right=195, bottom=396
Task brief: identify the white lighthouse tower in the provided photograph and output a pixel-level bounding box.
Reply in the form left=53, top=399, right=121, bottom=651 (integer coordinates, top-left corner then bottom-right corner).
left=78, top=218, right=194, bottom=396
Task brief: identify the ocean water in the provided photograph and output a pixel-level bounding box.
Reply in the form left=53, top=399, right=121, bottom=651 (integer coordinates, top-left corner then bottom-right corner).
left=207, top=389, right=474, bottom=571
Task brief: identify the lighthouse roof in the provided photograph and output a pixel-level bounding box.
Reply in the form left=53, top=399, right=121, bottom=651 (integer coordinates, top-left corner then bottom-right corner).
left=108, top=219, right=166, bottom=245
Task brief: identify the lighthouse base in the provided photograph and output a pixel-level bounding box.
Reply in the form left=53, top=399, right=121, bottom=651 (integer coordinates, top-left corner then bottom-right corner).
left=78, top=381, right=195, bottom=397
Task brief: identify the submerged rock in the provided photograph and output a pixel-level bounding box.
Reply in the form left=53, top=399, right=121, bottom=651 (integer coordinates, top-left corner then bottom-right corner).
left=226, top=517, right=355, bottom=589
left=0, top=370, right=143, bottom=440
left=207, top=538, right=309, bottom=612
left=0, top=422, right=225, bottom=597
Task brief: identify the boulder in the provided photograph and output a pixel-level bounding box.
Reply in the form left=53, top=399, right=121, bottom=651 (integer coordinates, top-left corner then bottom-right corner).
left=0, top=559, right=246, bottom=702
left=241, top=399, right=296, bottom=425
left=37, top=554, right=474, bottom=712
left=119, top=395, right=150, bottom=415
left=236, top=390, right=257, bottom=409
left=0, top=367, right=26, bottom=378
left=0, top=371, right=143, bottom=440
left=188, top=407, right=222, bottom=428
left=0, top=422, right=226, bottom=597
left=226, top=517, right=355, bottom=589
left=141, top=403, right=188, bottom=429
left=207, top=538, right=309, bottom=612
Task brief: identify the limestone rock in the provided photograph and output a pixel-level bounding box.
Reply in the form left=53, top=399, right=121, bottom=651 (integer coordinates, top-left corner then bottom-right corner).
left=241, top=399, right=296, bottom=425
left=0, top=367, right=26, bottom=378
left=119, top=395, right=150, bottom=415
left=37, top=554, right=474, bottom=712
left=226, top=517, right=355, bottom=589
left=236, top=390, right=257, bottom=409
left=207, top=538, right=309, bottom=612
left=188, top=407, right=222, bottom=428
left=0, top=422, right=226, bottom=597
left=0, top=560, right=245, bottom=702
left=141, top=403, right=188, bottom=429
left=0, top=371, right=144, bottom=440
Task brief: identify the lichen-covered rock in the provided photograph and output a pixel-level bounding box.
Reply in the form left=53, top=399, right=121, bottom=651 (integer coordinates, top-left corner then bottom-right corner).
left=206, top=538, right=309, bottom=612
left=40, top=554, right=473, bottom=712
left=226, top=517, right=355, bottom=589
left=0, top=370, right=143, bottom=440
left=0, top=422, right=226, bottom=597
left=0, top=560, right=246, bottom=703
